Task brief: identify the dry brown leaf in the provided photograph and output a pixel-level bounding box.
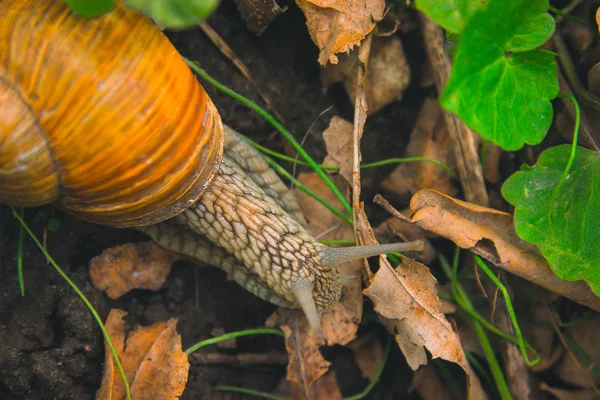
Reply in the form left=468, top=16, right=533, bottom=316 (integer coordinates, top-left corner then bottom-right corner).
left=291, top=371, right=343, bottom=400
left=363, top=255, right=487, bottom=399
left=540, top=383, right=598, bottom=400
left=296, top=0, right=384, bottom=65
left=410, top=365, right=453, bottom=400
left=348, top=332, right=384, bottom=381
left=234, top=0, right=286, bottom=35
left=322, top=36, right=410, bottom=114
left=90, top=241, right=179, bottom=299
left=408, top=189, right=600, bottom=312
left=553, top=314, right=600, bottom=389
left=276, top=309, right=332, bottom=394
left=380, top=98, right=457, bottom=200
left=322, top=116, right=355, bottom=185
left=97, top=309, right=189, bottom=400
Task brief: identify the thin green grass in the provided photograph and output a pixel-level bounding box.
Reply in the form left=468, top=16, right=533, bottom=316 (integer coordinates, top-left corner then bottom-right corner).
left=440, top=249, right=512, bottom=400
left=11, top=207, right=131, bottom=400
left=185, top=328, right=284, bottom=355
left=473, top=255, right=540, bottom=366
left=240, top=132, right=456, bottom=177
left=17, top=207, right=25, bottom=296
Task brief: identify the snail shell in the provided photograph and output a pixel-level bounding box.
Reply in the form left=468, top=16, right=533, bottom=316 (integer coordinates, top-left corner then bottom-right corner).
left=0, top=0, right=223, bottom=227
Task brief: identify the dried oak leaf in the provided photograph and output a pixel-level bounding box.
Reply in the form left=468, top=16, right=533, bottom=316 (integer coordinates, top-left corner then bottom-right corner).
left=296, top=0, right=384, bottom=65
left=363, top=255, right=487, bottom=400
left=97, top=309, right=189, bottom=400
left=271, top=309, right=332, bottom=394
left=322, top=116, right=354, bottom=185
left=348, top=331, right=384, bottom=381
left=322, top=35, right=410, bottom=114
left=90, top=241, right=180, bottom=299
left=380, top=98, right=457, bottom=200
left=410, top=365, right=453, bottom=400
left=408, top=189, right=600, bottom=312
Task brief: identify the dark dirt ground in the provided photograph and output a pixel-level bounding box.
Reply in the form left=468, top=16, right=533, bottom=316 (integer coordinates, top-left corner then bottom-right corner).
left=0, top=2, right=430, bottom=399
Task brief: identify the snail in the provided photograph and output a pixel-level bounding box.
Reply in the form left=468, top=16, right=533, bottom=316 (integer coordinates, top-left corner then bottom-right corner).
left=0, top=0, right=421, bottom=333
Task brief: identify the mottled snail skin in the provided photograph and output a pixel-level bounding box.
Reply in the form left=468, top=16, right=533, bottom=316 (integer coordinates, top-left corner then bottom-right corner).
left=0, top=0, right=420, bottom=333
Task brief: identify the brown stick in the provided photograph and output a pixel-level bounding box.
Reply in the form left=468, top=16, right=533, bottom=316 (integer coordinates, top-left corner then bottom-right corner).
left=419, top=14, right=489, bottom=206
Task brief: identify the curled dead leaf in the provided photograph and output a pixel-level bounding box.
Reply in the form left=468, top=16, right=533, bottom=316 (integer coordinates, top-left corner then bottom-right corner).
left=90, top=241, right=180, bottom=299
left=322, top=36, right=410, bottom=114
left=297, top=0, right=385, bottom=65
left=408, top=189, right=600, bottom=312
left=322, top=116, right=355, bottom=185
left=363, top=255, right=487, bottom=399
left=97, top=309, right=189, bottom=400
left=380, top=98, right=457, bottom=200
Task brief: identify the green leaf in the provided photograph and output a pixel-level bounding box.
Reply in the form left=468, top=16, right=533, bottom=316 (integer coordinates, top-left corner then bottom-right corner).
left=123, top=0, right=220, bottom=28
left=440, top=0, right=558, bottom=151
left=502, top=145, right=600, bottom=295
left=415, top=0, right=486, bottom=34
left=63, top=0, right=115, bottom=17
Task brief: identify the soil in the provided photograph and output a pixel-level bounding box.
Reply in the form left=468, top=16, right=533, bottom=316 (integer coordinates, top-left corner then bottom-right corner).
left=0, top=2, right=427, bottom=399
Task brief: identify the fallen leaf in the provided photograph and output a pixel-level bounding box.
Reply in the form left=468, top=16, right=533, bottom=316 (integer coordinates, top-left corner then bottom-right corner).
left=322, top=35, right=411, bottom=114
left=540, top=383, right=598, bottom=400
left=348, top=331, right=384, bottom=381
left=291, top=371, right=343, bottom=400
left=410, top=365, right=454, bottom=400
left=363, top=255, right=487, bottom=399
left=380, top=98, right=457, bottom=200
left=234, top=0, right=286, bottom=35
left=274, top=309, right=332, bottom=394
left=553, top=314, right=600, bottom=389
left=90, top=241, right=180, bottom=299
left=296, top=0, right=384, bottom=65
left=97, top=309, right=189, bottom=400
left=408, top=189, right=600, bottom=312
left=322, top=116, right=354, bottom=185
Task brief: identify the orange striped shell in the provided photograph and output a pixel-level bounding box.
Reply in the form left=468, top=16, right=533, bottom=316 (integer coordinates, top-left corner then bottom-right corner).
left=0, top=0, right=224, bottom=227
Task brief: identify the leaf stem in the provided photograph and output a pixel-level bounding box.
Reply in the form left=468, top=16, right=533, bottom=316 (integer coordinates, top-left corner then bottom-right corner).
left=555, top=93, right=581, bottom=193
left=343, top=336, right=392, bottom=400
left=11, top=207, right=131, bottom=400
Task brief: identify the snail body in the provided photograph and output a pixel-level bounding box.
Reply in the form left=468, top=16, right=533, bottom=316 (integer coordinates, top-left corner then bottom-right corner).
left=0, top=0, right=419, bottom=332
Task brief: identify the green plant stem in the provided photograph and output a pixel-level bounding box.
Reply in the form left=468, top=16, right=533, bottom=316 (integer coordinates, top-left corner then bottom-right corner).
left=553, top=34, right=600, bottom=112
left=240, top=134, right=456, bottom=177
left=555, top=93, right=581, bottom=192
left=473, top=255, right=540, bottom=366
left=185, top=59, right=352, bottom=215
left=185, top=328, right=284, bottom=355
left=466, top=352, right=497, bottom=398
left=344, top=336, right=391, bottom=400
left=439, top=250, right=512, bottom=400
left=11, top=207, right=131, bottom=400
left=264, top=155, right=353, bottom=226
left=212, top=386, right=288, bottom=400
left=549, top=5, right=595, bottom=31
left=17, top=207, right=25, bottom=296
